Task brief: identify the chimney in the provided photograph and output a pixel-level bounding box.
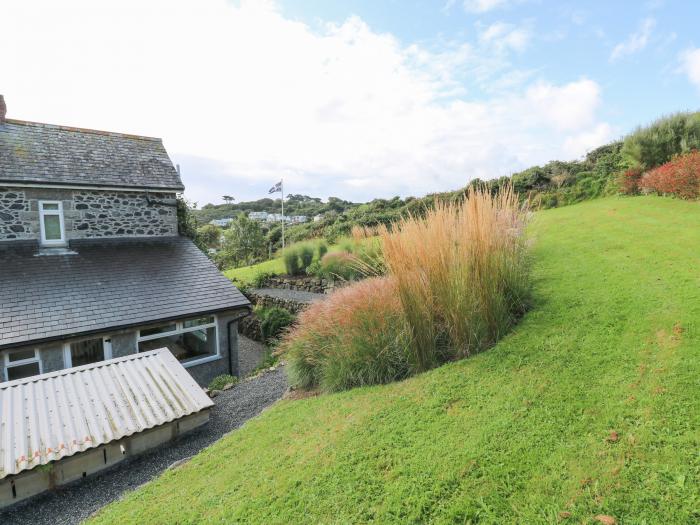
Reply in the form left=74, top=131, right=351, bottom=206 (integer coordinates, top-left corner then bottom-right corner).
left=0, top=95, right=6, bottom=123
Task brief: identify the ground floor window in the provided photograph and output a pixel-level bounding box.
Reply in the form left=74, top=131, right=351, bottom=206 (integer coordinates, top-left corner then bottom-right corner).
left=137, top=316, right=218, bottom=366
left=63, top=337, right=112, bottom=368
left=4, top=349, right=42, bottom=381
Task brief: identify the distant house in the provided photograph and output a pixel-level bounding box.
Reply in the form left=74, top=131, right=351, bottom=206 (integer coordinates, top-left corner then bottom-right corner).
left=210, top=217, right=234, bottom=227
left=0, top=96, right=250, bottom=388
left=248, top=211, right=268, bottom=221
left=313, top=214, right=324, bottom=222
left=290, top=215, right=308, bottom=224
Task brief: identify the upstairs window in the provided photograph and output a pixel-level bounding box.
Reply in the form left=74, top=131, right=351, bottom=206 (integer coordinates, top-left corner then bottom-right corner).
left=4, top=349, right=42, bottom=381
left=39, top=201, right=65, bottom=246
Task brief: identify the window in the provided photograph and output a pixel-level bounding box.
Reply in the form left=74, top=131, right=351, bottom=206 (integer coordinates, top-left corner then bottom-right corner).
left=137, top=316, right=218, bottom=367
left=63, top=337, right=112, bottom=368
left=4, top=349, right=42, bottom=381
left=39, top=201, right=66, bottom=246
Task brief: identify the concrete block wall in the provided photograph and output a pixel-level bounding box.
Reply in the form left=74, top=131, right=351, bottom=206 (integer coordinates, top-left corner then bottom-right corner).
left=0, top=410, right=210, bottom=509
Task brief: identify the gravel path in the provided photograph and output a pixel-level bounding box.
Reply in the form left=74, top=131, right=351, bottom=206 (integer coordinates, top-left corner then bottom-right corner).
left=0, top=367, right=288, bottom=525
left=252, top=287, right=327, bottom=304
left=238, top=334, right=270, bottom=377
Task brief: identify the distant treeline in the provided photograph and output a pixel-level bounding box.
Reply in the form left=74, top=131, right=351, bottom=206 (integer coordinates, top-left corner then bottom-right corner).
left=192, top=111, right=700, bottom=251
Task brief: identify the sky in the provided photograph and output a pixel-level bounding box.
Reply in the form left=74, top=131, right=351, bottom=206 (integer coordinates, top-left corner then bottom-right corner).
left=3, top=0, right=700, bottom=206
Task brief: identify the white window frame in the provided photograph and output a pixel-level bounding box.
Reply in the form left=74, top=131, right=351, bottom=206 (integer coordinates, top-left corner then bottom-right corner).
left=4, top=349, right=43, bottom=381
left=63, top=336, right=113, bottom=368
left=137, top=315, right=220, bottom=368
left=38, top=200, right=66, bottom=246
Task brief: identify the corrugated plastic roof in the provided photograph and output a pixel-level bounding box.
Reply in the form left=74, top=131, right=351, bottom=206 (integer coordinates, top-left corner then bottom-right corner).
left=0, top=349, right=214, bottom=479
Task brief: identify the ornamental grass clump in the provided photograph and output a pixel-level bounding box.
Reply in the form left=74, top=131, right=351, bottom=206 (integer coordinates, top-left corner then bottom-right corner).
left=282, top=186, right=530, bottom=392
left=380, top=186, right=530, bottom=370
left=283, top=277, right=412, bottom=392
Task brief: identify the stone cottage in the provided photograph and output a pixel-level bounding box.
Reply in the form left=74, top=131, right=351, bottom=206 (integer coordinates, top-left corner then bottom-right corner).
left=0, top=96, right=250, bottom=387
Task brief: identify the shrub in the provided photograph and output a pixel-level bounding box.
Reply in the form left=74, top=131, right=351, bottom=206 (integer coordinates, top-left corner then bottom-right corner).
left=298, top=244, right=315, bottom=272
left=259, top=307, right=295, bottom=343
left=618, top=167, right=644, bottom=195
left=622, top=112, right=700, bottom=169
left=208, top=374, right=238, bottom=391
left=639, top=151, right=700, bottom=199
left=283, top=247, right=301, bottom=275
left=306, top=260, right=322, bottom=277
left=379, top=185, right=530, bottom=370
left=319, top=252, right=360, bottom=281
left=282, top=277, right=412, bottom=392
left=317, top=241, right=328, bottom=259
left=252, top=271, right=276, bottom=288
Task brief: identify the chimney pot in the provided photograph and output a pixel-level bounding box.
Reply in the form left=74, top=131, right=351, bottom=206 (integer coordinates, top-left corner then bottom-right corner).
left=0, top=95, right=6, bottom=123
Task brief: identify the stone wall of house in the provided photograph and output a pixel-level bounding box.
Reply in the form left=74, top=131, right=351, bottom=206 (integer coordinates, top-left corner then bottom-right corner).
left=0, top=188, right=32, bottom=240
left=0, top=186, right=178, bottom=242
left=70, top=190, right=177, bottom=238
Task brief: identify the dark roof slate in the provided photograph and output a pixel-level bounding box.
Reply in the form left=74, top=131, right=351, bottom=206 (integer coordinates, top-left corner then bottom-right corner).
left=0, top=119, right=184, bottom=190
left=0, top=237, right=249, bottom=348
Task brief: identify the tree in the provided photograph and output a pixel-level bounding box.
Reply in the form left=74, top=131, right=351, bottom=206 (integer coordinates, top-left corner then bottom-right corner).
left=197, top=224, right=222, bottom=249
left=222, top=195, right=235, bottom=204
left=217, top=213, right=266, bottom=268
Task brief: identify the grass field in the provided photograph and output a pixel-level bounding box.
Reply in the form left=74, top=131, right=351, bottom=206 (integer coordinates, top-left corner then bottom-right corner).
left=224, top=240, right=349, bottom=286
left=91, top=196, right=700, bottom=524
left=224, top=256, right=286, bottom=285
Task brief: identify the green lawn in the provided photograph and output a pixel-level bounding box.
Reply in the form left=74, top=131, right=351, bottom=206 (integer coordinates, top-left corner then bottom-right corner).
left=224, top=240, right=349, bottom=286
left=224, top=256, right=286, bottom=286
left=91, top=196, right=700, bottom=524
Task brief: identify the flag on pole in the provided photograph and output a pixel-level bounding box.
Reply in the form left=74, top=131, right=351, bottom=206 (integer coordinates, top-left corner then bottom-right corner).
left=268, top=181, right=282, bottom=194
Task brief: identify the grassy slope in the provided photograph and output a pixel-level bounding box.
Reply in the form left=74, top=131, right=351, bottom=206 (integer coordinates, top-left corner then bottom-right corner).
left=92, top=197, right=700, bottom=524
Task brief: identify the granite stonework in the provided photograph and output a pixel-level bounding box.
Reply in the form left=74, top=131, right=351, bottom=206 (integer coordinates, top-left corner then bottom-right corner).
left=0, top=186, right=177, bottom=242
left=0, top=312, right=243, bottom=387
left=0, top=188, right=31, bottom=240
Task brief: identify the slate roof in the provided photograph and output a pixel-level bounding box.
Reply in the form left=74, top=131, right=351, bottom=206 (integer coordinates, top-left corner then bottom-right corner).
left=0, top=237, right=249, bottom=348
left=0, top=119, right=184, bottom=190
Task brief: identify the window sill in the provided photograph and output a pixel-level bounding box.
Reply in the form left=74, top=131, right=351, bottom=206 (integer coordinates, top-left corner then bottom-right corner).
left=181, top=354, right=223, bottom=369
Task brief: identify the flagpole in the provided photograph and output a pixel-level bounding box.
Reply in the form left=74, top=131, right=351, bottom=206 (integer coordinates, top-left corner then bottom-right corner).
left=281, top=178, right=285, bottom=251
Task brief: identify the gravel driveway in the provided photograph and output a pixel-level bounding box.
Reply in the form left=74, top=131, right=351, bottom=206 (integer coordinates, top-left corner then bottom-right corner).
left=0, top=366, right=288, bottom=525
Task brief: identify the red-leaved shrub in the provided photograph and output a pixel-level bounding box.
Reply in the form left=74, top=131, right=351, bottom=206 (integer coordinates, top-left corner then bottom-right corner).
left=640, top=151, right=700, bottom=199
left=618, top=167, right=643, bottom=195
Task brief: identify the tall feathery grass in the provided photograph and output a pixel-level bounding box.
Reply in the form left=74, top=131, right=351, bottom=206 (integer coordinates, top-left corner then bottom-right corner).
left=284, top=277, right=412, bottom=392
left=282, top=186, right=531, bottom=392
left=379, top=185, right=531, bottom=370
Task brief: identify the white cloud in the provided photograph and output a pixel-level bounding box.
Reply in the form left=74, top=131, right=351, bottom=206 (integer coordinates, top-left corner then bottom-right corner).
left=478, top=22, right=531, bottom=53
left=526, top=79, right=602, bottom=131
left=680, top=48, right=700, bottom=91
left=463, top=0, right=509, bottom=13
left=610, top=18, right=655, bottom=62
left=2, top=0, right=611, bottom=205
left=563, top=123, right=614, bottom=157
